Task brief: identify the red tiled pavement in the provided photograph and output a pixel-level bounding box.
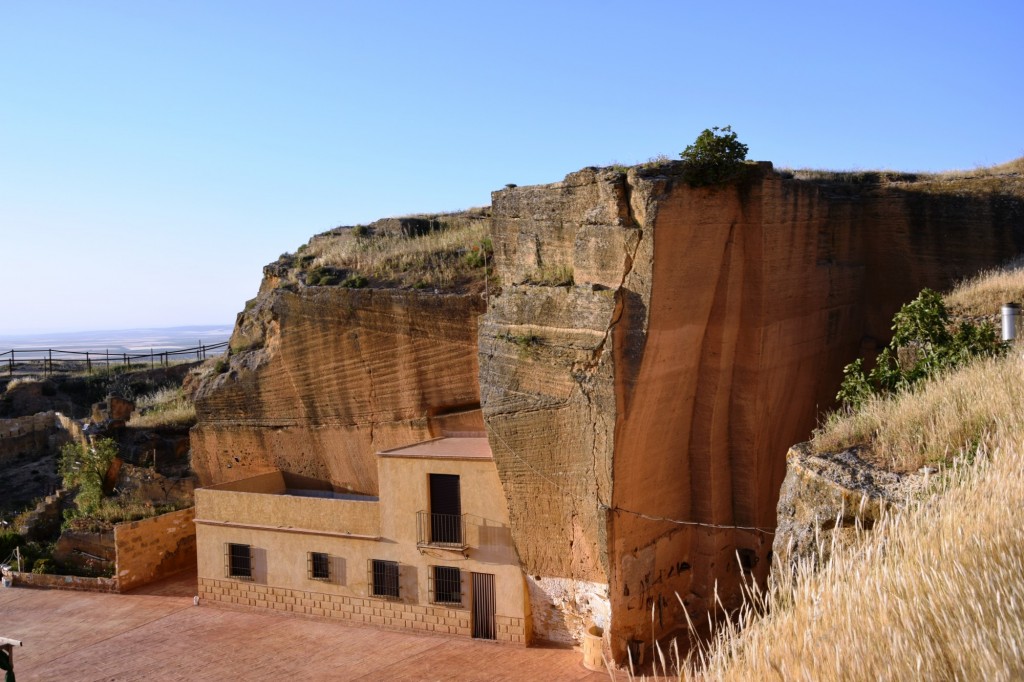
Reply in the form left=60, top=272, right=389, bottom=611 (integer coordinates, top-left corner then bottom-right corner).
left=0, top=572, right=614, bottom=681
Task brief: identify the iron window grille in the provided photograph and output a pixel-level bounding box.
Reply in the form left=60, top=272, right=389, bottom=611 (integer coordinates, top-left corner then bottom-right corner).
left=369, top=559, right=400, bottom=600
left=308, top=552, right=330, bottom=581
left=428, top=565, right=463, bottom=606
left=225, top=543, right=253, bottom=581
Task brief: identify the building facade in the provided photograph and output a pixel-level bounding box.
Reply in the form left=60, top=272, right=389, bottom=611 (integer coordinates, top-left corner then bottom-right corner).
left=194, top=436, right=530, bottom=645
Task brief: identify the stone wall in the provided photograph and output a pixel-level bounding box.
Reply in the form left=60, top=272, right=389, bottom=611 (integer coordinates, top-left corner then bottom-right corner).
left=7, top=572, right=118, bottom=593
left=14, top=492, right=64, bottom=541
left=114, top=507, right=196, bottom=591
left=198, top=576, right=526, bottom=645
left=55, top=412, right=89, bottom=448
left=0, top=412, right=56, bottom=464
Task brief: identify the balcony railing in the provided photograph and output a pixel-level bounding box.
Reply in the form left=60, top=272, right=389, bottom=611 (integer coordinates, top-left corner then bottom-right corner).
left=416, top=511, right=467, bottom=549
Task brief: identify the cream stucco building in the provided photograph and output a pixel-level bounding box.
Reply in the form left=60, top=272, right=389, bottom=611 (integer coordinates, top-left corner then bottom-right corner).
left=194, top=435, right=531, bottom=645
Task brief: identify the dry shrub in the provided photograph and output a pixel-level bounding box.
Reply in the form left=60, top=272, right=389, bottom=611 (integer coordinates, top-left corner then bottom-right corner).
left=946, top=257, right=1024, bottom=320
left=128, top=385, right=196, bottom=428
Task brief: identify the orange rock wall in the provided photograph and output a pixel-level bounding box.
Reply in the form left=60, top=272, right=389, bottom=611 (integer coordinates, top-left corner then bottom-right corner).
left=192, top=287, right=485, bottom=493
left=480, top=163, right=1024, bottom=656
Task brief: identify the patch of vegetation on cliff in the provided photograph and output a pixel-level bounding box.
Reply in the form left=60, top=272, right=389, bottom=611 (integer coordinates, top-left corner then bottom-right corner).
left=946, top=256, right=1024, bottom=321
left=127, top=385, right=196, bottom=428
left=835, top=288, right=1003, bottom=412
left=783, top=156, right=1024, bottom=196
left=276, top=208, right=493, bottom=293
left=679, top=125, right=751, bottom=186
left=817, top=351, right=1022, bottom=471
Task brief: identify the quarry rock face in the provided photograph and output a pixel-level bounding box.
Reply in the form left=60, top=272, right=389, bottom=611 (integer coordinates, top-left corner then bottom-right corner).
left=479, top=162, right=1024, bottom=657
left=191, top=286, right=486, bottom=492
left=193, top=158, right=1024, bottom=663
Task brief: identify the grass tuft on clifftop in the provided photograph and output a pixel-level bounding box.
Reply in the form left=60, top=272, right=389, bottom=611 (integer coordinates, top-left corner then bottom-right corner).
left=276, top=208, right=493, bottom=294
left=782, top=156, right=1024, bottom=196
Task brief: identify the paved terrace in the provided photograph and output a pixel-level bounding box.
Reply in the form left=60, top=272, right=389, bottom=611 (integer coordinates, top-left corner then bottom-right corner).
left=0, top=572, right=611, bottom=681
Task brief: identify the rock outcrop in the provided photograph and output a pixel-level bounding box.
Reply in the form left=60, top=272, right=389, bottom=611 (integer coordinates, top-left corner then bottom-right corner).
left=191, top=284, right=486, bottom=493
left=772, top=443, right=919, bottom=570
left=479, top=161, right=1024, bottom=657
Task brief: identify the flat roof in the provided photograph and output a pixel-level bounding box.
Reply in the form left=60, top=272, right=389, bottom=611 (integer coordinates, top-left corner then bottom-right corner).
left=377, top=436, right=492, bottom=460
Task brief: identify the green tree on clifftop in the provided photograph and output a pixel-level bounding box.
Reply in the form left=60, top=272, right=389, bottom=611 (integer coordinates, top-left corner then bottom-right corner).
left=679, top=125, right=749, bottom=186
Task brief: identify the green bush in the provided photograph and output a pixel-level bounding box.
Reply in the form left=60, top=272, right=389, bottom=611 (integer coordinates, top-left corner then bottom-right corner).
left=31, top=558, right=55, bottom=574
left=837, top=288, right=1004, bottom=410
left=0, top=531, right=22, bottom=561
left=60, top=438, right=119, bottom=517
left=679, top=125, right=749, bottom=186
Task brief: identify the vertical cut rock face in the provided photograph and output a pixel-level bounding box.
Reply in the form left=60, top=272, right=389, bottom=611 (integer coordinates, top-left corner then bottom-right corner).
left=479, top=162, right=1024, bottom=655
left=192, top=286, right=485, bottom=493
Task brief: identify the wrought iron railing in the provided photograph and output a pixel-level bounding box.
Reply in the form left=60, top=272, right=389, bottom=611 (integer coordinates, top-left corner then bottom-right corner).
left=416, top=511, right=467, bottom=549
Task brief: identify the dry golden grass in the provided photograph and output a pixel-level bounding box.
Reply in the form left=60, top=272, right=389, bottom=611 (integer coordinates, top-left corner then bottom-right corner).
left=291, top=210, right=492, bottom=292
left=675, top=329, right=1024, bottom=680
left=681, top=426, right=1024, bottom=681
left=946, top=257, right=1024, bottom=319
left=127, top=385, right=196, bottom=429
left=811, top=352, right=1024, bottom=471
left=782, top=156, right=1024, bottom=197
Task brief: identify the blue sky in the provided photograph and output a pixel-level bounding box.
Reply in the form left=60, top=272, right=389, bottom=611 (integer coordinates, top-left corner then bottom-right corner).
left=2, top=0, right=1021, bottom=334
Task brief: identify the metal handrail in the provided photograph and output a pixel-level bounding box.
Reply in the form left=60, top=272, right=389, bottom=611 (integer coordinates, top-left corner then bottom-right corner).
left=416, top=510, right=467, bottom=549
left=1, top=341, right=229, bottom=377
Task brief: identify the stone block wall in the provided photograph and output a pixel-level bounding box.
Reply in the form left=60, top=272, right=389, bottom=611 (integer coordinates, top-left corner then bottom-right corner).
left=197, top=577, right=526, bottom=645
left=0, top=412, right=56, bottom=464
left=14, top=492, right=64, bottom=541
left=114, top=507, right=196, bottom=591
left=55, top=412, right=89, bottom=448
left=8, top=572, right=118, bottom=593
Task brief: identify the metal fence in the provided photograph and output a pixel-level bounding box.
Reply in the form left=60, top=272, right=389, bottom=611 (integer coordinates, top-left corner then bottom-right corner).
left=1, top=341, right=229, bottom=377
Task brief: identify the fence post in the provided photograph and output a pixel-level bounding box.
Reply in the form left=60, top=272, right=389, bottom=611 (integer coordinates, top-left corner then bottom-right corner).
left=125, top=353, right=130, bottom=368
left=86, top=352, right=91, bottom=374
left=48, top=349, right=53, bottom=376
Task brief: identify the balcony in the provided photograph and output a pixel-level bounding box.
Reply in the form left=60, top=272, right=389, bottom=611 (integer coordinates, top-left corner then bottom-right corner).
left=416, top=511, right=467, bottom=550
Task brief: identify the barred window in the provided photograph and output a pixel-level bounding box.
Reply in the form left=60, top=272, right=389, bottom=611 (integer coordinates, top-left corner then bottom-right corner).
left=370, top=559, right=399, bottom=600
left=225, top=543, right=252, bottom=580
left=308, top=552, right=330, bottom=581
left=429, top=565, right=462, bottom=605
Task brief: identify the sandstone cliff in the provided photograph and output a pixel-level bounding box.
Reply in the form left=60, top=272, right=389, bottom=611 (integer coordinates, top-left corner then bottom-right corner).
left=479, top=160, right=1024, bottom=656
left=191, top=215, right=488, bottom=493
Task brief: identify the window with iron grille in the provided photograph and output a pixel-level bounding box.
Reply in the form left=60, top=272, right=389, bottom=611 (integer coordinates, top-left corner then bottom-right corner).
left=429, top=565, right=462, bottom=606
left=369, top=559, right=400, bottom=600
left=308, top=552, right=330, bottom=581
left=225, top=543, right=252, bottom=580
